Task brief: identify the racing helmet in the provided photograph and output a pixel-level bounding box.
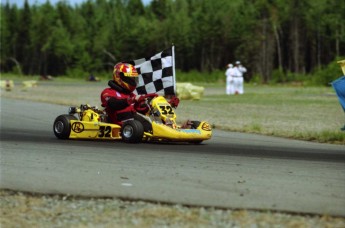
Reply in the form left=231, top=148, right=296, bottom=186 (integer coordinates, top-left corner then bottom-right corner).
left=112, top=63, right=139, bottom=92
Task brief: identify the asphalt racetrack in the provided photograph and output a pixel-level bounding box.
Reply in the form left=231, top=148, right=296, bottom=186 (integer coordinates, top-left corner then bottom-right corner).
left=1, top=97, right=345, bottom=216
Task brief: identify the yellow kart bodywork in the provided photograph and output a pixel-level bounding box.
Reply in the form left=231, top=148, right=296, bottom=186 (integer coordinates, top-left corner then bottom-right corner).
left=69, top=120, right=121, bottom=140
left=67, top=119, right=212, bottom=142
left=149, top=121, right=212, bottom=142
left=69, top=107, right=122, bottom=140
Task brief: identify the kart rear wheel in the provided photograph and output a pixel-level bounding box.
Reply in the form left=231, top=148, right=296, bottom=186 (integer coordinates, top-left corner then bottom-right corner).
left=121, top=120, right=144, bottom=143
left=53, top=114, right=77, bottom=139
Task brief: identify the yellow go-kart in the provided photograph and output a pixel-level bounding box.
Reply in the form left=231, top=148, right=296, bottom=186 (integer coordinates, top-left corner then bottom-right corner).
left=53, top=96, right=212, bottom=144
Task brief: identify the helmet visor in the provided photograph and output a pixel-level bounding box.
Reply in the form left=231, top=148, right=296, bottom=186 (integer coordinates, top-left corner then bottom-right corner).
left=120, top=73, right=138, bottom=87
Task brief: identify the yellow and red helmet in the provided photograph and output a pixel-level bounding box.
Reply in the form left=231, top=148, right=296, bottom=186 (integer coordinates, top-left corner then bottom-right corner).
left=112, top=63, right=139, bottom=92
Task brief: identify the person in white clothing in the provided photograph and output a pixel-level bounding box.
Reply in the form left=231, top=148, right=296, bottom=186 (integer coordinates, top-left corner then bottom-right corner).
left=225, top=63, right=236, bottom=95
left=233, top=61, right=247, bottom=94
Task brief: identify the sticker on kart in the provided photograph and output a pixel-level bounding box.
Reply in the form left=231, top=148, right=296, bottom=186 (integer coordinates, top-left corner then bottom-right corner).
left=98, top=126, right=111, bottom=138
left=178, top=129, right=201, bottom=134
left=72, top=122, right=84, bottom=133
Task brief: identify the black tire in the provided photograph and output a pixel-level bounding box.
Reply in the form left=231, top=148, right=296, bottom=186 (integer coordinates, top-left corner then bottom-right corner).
left=53, top=114, right=77, bottom=139
left=191, top=121, right=201, bottom=129
left=121, top=120, right=144, bottom=143
left=134, top=113, right=152, bottom=133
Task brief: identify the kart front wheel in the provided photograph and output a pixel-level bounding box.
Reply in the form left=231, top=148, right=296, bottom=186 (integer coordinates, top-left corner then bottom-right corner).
left=53, top=114, right=77, bottom=139
left=121, top=120, right=144, bottom=143
left=191, top=121, right=201, bottom=129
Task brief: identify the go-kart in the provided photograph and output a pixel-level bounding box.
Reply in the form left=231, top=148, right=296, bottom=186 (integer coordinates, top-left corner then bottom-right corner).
left=53, top=95, right=212, bottom=144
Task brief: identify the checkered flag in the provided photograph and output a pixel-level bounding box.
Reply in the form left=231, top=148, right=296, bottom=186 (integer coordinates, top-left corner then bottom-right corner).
left=124, top=46, right=176, bottom=96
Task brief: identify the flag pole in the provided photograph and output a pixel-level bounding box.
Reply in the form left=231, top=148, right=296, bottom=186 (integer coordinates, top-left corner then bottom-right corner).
left=172, top=45, right=176, bottom=95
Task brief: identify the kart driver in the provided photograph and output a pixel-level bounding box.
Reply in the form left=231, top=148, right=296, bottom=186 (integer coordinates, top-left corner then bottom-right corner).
left=101, top=62, right=179, bottom=126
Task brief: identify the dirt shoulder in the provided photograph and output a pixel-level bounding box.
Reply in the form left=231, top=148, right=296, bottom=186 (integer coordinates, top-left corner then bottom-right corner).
left=1, top=190, right=344, bottom=227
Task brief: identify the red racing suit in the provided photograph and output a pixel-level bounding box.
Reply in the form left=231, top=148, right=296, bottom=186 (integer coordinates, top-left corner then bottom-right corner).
left=101, top=80, right=179, bottom=126
left=100, top=81, right=136, bottom=125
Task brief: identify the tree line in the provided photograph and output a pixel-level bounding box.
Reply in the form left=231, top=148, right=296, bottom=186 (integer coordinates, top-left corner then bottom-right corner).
left=1, top=0, right=344, bottom=83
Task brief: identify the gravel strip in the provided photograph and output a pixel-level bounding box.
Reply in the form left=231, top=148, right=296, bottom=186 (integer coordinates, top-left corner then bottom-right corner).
left=1, top=190, right=344, bottom=227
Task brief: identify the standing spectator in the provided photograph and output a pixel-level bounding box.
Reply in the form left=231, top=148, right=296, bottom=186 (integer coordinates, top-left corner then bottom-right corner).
left=233, top=61, right=247, bottom=94
left=225, top=63, right=235, bottom=95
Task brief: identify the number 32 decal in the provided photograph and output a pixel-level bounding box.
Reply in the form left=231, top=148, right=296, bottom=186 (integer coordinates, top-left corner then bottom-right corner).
left=99, top=126, right=111, bottom=137
left=159, top=105, right=174, bottom=115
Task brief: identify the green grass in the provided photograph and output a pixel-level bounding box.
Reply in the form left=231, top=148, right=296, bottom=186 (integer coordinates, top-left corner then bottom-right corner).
left=177, top=84, right=345, bottom=144
left=1, top=75, right=344, bottom=144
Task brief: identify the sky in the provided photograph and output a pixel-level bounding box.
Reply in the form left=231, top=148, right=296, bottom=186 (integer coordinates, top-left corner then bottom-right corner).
left=2, top=0, right=153, bottom=7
